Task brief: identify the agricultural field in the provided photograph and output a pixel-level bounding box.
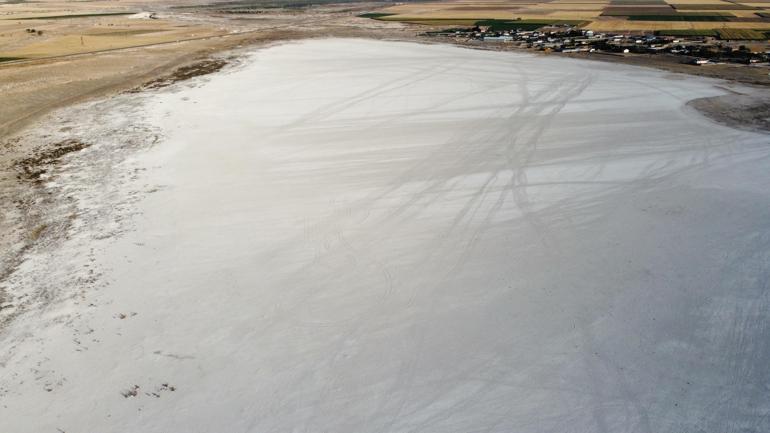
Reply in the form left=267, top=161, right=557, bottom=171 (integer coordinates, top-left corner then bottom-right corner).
left=367, top=0, right=770, bottom=33
left=717, top=27, right=769, bottom=37
left=655, top=27, right=719, bottom=34
left=0, top=0, right=229, bottom=61
left=654, top=27, right=770, bottom=45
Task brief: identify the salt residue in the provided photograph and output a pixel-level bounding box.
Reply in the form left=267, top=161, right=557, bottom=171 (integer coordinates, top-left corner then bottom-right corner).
left=2, top=39, right=769, bottom=433
left=128, top=11, right=157, bottom=19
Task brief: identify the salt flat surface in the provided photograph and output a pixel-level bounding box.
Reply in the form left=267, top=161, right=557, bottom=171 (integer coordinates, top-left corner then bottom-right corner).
left=2, top=39, right=770, bottom=433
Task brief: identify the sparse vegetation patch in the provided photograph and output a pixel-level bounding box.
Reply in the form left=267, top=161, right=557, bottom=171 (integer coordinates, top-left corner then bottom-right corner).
left=130, top=59, right=228, bottom=92
left=15, top=139, right=91, bottom=182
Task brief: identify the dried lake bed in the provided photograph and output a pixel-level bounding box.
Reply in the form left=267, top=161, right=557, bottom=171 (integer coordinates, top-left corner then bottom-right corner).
left=1, top=39, right=770, bottom=433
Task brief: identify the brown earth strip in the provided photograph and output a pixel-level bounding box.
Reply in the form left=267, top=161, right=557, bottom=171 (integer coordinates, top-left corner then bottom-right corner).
left=128, top=58, right=228, bottom=92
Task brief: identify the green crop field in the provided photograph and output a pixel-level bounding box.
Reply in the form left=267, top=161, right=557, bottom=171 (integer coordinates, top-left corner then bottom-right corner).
left=627, top=14, right=731, bottom=21
left=382, top=18, right=479, bottom=26
left=717, top=28, right=769, bottom=39
left=655, top=29, right=718, bottom=36
left=656, top=28, right=770, bottom=40
left=358, top=13, right=395, bottom=19
left=11, top=12, right=135, bottom=20
left=423, top=27, right=475, bottom=34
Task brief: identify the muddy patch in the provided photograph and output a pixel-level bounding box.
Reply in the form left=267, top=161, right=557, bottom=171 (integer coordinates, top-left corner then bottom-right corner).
left=689, top=89, right=770, bottom=134
left=14, top=138, right=91, bottom=182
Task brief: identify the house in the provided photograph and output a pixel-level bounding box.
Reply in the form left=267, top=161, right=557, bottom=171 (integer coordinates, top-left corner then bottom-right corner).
left=484, top=35, right=514, bottom=42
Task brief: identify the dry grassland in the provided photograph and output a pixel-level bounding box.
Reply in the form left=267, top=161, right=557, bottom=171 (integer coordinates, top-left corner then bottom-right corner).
left=0, top=12, right=226, bottom=60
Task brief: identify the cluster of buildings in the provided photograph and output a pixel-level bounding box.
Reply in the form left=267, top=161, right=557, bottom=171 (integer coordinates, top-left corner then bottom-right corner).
left=424, top=26, right=770, bottom=66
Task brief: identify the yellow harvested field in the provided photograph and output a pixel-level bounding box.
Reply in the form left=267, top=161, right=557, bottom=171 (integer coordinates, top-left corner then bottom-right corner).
left=446, top=6, right=532, bottom=11
left=729, top=10, right=768, bottom=17
left=4, top=31, right=217, bottom=59
left=546, top=10, right=606, bottom=18
left=549, top=0, right=609, bottom=3
left=539, top=3, right=606, bottom=10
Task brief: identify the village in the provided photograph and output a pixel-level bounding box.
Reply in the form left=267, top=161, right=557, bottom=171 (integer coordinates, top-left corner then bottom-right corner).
left=423, top=25, right=770, bottom=66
